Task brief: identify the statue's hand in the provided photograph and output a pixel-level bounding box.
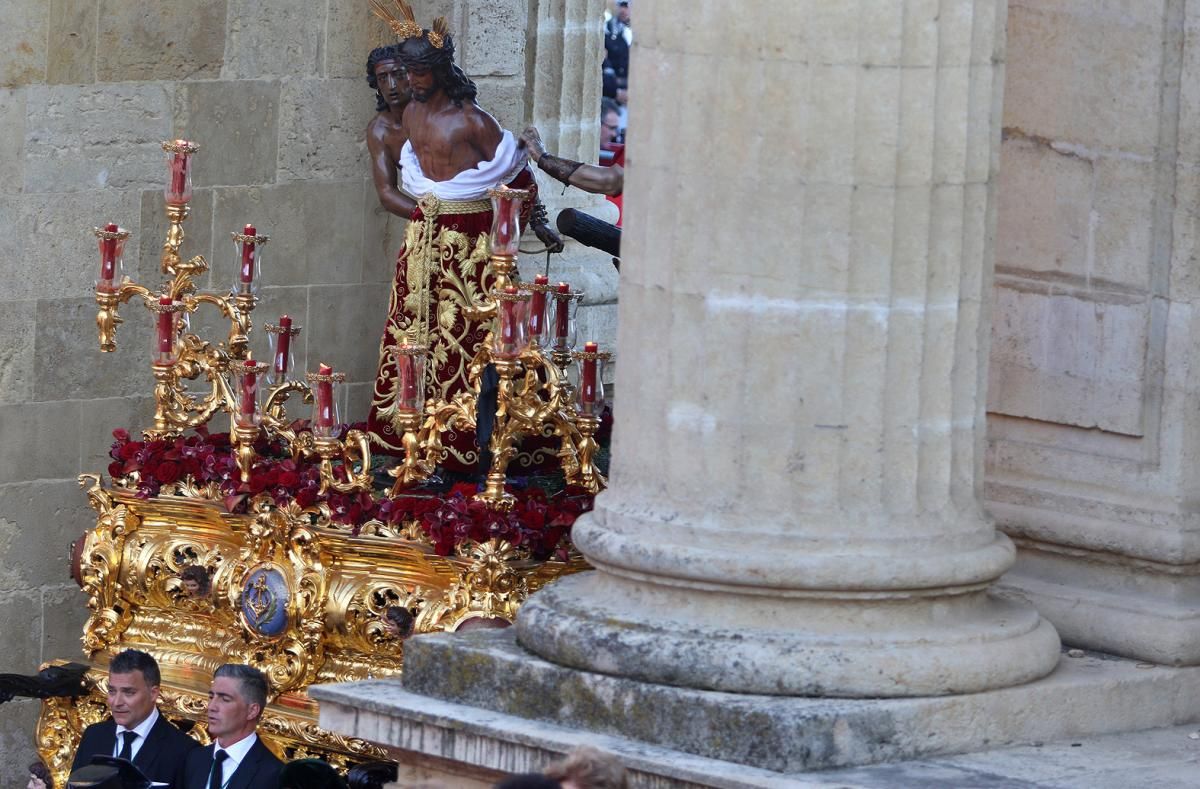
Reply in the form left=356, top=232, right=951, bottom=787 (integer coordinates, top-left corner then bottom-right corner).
left=529, top=197, right=564, bottom=253
left=531, top=215, right=565, bottom=253
left=520, top=126, right=547, bottom=162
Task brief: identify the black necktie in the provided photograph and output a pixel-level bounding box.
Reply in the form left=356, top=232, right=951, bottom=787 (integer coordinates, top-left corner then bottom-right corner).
left=208, top=749, right=227, bottom=789
left=118, top=730, right=137, bottom=761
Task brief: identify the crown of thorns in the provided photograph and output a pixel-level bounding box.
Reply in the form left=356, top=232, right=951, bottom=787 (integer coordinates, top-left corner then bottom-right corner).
left=370, top=0, right=450, bottom=49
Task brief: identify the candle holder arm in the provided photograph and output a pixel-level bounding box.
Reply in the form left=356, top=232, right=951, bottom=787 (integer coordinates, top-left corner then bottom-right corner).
left=145, top=338, right=237, bottom=439
left=317, top=429, right=374, bottom=495
left=94, top=282, right=155, bottom=352
left=387, top=393, right=476, bottom=495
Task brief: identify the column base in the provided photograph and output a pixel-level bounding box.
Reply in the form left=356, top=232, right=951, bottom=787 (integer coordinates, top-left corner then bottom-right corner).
left=311, top=630, right=1200, bottom=778
left=997, top=541, right=1200, bottom=665
left=514, top=570, right=1059, bottom=698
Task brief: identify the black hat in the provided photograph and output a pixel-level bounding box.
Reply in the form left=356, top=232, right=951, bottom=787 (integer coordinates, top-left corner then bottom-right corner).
left=68, top=757, right=153, bottom=789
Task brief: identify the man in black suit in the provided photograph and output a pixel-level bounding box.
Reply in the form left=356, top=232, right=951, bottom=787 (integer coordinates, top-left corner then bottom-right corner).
left=183, top=664, right=282, bottom=789
left=71, top=648, right=199, bottom=788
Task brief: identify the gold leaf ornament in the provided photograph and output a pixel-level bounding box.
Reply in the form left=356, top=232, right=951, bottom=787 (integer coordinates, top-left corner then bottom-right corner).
left=369, top=0, right=424, bottom=40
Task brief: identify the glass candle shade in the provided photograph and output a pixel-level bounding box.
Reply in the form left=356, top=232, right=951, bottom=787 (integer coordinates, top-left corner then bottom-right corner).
left=574, top=342, right=607, bottom=416
left=152, top=296, right=183, bottom=365
left=94, top=223, right=129, bottom=292
left=524, top=275, right=550, bottom=347
left=307, top=364, right=346, bottom=439
left=395, top=343, right=428, bottom=414
left=265, top=315, right=297, bottom=386
left=549, top=283, right=581, bottom=353
left=488, top=186, right=529, bottom=257
left=235, top=361, right=268, bottom=428
left=162, top=140, right=197, bottom=206
left=232, top=225, right=264, bottom=295
left=492, top=287, right=531, bottom=359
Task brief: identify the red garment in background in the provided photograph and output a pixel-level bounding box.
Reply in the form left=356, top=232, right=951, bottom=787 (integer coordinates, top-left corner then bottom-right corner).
left=603, top=144, right=625, bottom=227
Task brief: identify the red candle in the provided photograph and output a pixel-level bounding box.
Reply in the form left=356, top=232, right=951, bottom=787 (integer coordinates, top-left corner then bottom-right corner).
left=529, top=274, right=548, bottom=336
left=156, top=296, right=174, bottom=357
left=500, top=285, right=519, bottom=346
left=581, top=341, right=598, bottom=404
left=275, top=315, right=292, bottom=375
left=316, top=363, right=334, bottom=428
left=240, top=224, right=256, bottom=285
left=240, top=362, right=258, bottom=416
left=554, top=282, right=570, bottom=340
left=100, top=223, right=118, bottom=282
left=169, top=152, right=188, bottom=197
left=398, top=353, right=418, bottom=407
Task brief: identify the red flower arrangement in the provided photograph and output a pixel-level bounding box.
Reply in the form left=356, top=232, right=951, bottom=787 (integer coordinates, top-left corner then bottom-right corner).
left=107, top=427, right=592, bottom=558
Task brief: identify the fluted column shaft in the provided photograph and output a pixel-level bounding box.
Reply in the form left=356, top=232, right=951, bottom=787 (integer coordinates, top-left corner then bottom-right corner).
left=524, top=0, right=614, bottom=217
left=517, top=0, right=1060, bottom=697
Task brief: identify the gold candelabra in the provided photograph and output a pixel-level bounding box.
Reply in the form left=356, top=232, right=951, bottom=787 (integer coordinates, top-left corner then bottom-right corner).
left=92, top=143, right=608, bottom=507
left=91, top=140, right=372, bottom=494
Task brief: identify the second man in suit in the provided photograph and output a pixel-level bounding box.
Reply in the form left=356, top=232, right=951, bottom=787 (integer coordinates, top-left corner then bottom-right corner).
left=184, top=663, right=282, bottom=789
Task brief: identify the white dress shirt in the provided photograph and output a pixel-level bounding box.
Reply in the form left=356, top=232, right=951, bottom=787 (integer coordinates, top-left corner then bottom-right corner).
left=209, top=732, right=258, bottom=788
left=112, top=706, right=159, bottom=762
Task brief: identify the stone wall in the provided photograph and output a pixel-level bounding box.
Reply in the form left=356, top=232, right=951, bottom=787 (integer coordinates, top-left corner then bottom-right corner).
left=986, top=0, right=1200, bottom=663
left=0, top=0, right=610, bottom=784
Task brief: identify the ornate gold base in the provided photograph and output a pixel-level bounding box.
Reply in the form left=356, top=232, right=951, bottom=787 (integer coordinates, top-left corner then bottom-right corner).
left=41, top=477, right=588, bottom=786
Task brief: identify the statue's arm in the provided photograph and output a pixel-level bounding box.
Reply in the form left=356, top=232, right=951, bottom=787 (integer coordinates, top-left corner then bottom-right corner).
left=520, top=126, right=624, bottom=196
left=367, top=119, right=417, bottom=219
left=563, top=163, right=624, bottom=196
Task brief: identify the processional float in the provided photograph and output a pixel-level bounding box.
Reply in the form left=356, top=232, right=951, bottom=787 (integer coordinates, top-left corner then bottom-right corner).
left=35, top=140, right=611, bottom=782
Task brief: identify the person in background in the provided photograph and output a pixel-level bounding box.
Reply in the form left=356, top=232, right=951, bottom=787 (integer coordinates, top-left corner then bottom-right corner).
left=72, top=649, right=198, bottom=789
left=543, top=747, right=628, bottom=789
left=600, top=98, right=622, bottom=149
left=603, top=1, right=631, bottom=85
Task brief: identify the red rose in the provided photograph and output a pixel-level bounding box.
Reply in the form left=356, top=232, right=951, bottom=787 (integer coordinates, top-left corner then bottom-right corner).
left=112, top=428, right=130, bottom=441
left=153, top=461, right=181, bottom=484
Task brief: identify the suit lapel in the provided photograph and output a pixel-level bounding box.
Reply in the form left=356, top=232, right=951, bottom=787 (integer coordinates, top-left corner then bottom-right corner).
left=99, top=720, right=119, bottom=761
left=132, top=714, right=166, bottom=772
left=194, top=743, right=221, bottom=789
left=226, top=741, right=262, bottom=789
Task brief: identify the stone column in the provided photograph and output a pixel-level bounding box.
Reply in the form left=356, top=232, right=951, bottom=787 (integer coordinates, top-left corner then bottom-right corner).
left=516, top=0, right=1061, bottom=697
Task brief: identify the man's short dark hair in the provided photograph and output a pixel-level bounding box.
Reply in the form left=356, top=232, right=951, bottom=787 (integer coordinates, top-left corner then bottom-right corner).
left=213, top=663, right=269, bottom=712
left=109, top=649, right=161, bottom=688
